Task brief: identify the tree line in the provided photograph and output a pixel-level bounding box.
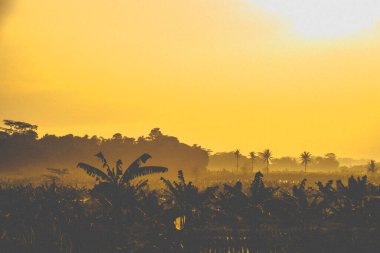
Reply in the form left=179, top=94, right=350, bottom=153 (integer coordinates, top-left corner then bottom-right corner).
left=209, top=150, right=340, bottom=172
left=0, top=120, right=377, bottom=179
left=0, top=120, right=208, bottom=178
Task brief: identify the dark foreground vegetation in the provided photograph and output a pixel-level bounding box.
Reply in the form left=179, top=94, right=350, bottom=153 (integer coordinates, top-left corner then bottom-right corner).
left=1, top=153, right=380, bottom=252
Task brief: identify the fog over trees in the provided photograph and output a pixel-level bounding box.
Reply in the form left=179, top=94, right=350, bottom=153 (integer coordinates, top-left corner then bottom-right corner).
left=208, top=152, right=341, bottom=172
left=0, top=120, right=208, bottom=178
left=0, top=120, right=376, bottom=179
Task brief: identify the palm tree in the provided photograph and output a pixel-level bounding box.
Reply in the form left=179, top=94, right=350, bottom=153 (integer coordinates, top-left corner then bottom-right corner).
left=234, top=149, right=241, bottom=173
left=249, top=152, right=256, bottom=173
left=77, top=152, right=168, bottom=189
left=260, top=149, right=272, bottom=174
left=367, top=160, right=377, bottom=173
left=300, top=151, right=312, bottom=173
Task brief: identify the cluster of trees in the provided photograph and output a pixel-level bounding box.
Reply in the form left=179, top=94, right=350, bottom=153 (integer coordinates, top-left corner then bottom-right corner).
left=1, top=120, right=377, bottom=179
left=1, top=152, right=380, bottom=252
left=0, top=120, right=209, bottom=178
left=209, top=150, right=344, bottom=173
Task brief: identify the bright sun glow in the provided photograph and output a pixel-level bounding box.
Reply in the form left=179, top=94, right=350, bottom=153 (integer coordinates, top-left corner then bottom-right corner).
left=253, top=0, right=380, bottom=39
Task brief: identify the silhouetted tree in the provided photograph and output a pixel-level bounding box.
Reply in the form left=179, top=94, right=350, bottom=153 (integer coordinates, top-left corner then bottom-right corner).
left=208, top=152, right=251, bottom=172
left=249, top=151, right=256, bottom=173
left=312, top=153, right=340, bottom=170
left=234, top=149, right=241, bottom=173
left=219, top=171, right=278, bottom=227
left=290, top=179, right=321, bottom=224
left=300, top=151, right=312, bottom=173
left=260, top=149, right=272, bottom=174
left=334, top=176, right=373, bottom=226
left=367, top=160, right=377, bottom=173
left=147, top=128, right=163, bottom=141
left=0, top=120, right=208, bottom=176
left=160, top=170, right=218, bottom=230
left=271, top=156, right=300, bottom=170
left=77, top=152, right=168, bottom=190
left=315, top=180, right=338, bottom=219
left=112, top=133, right=123, bottom=141
left=325, top=153, right=336, bottom=159
left=0, top=119, right=38, bottom=139
left=0, top=119, right=38, bottom=135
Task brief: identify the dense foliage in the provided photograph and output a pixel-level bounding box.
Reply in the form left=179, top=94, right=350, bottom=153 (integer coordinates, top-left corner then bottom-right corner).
left=1, top=169, right=380, bottom=252
left=0, top=122, right=208, bottom=177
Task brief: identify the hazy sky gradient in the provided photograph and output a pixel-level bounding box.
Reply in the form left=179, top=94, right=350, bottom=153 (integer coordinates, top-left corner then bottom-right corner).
left=1, top=0, right=380, bottom=159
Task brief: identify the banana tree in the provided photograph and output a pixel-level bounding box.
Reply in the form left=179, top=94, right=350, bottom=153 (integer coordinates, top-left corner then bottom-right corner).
left=160, top=170, right=218, bottom=230
left=334, top=176, right=372, bottom=225
left=218, top=171, right=278, bottom=227
left=78, top=152, right=168, bottom=188
left=77, top=152, right=168, bottom=209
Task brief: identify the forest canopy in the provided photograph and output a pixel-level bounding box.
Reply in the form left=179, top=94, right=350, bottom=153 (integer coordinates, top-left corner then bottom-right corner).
left=0, top=120, right=209, bottom=178
left=0, top=119, right=364, bottom=178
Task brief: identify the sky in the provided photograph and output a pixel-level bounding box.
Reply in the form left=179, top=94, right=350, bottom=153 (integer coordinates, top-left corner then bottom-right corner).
left=1, top=0, right=380, bottom=159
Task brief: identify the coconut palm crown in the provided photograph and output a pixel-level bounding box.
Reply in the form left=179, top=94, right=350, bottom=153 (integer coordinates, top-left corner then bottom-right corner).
left=249, top=152, right=256, bottom=172
left=260, top=149, right=273, bottom=174
left=300, top=151, right=312, bottom=173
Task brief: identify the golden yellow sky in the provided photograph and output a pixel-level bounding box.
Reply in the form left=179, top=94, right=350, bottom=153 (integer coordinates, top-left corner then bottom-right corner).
left=1, top=0, right=380, bottom=159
